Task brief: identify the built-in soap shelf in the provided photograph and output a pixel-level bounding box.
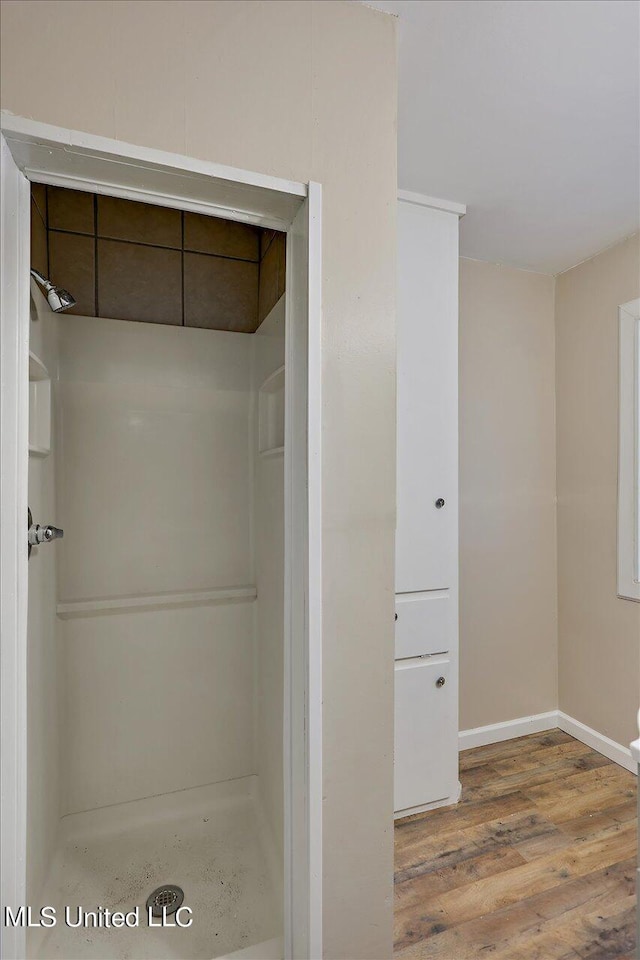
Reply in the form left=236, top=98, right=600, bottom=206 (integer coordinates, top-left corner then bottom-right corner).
left=258, top=365, right=285, bottom=457
left=29, top=351, right=51, bottom=457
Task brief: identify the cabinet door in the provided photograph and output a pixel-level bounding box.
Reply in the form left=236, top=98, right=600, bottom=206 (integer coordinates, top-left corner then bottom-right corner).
left=396, top=200, right=458, bottom=593
left=395, top=591, right=451, bottom=659
left=394, top=657, right=457, bottom=814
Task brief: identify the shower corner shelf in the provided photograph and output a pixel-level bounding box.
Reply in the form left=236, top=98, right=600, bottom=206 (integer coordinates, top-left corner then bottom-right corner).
left=258, top=365, right=285, bottom=456
left=29, top=351, right=52, bottom=458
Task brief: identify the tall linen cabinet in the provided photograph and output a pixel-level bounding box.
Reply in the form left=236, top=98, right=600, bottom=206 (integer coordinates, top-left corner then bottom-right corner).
left=394, top=191, right=464, bottom=817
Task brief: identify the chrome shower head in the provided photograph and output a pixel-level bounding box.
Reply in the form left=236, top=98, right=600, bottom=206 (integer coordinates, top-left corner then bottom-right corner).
left=30, top=268, right=76, bottom=313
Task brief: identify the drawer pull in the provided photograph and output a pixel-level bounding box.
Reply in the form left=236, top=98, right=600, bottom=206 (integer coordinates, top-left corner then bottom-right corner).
left=436, top=676, right=446, bottom=688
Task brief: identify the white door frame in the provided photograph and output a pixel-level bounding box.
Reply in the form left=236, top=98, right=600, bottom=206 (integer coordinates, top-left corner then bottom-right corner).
left=0, top=114, right=322, bottom=960
left=618, top=298, right=640, bottom=602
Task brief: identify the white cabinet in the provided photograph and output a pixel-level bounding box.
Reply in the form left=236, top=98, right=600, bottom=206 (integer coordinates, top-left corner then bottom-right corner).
left=394, top=657, right=457, bottom=815
left=396, top=199, right=459, bottom=594
left=394, top=192, right=463, bottom=817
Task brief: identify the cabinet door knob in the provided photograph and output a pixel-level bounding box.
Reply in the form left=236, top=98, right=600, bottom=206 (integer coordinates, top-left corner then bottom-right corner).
left=435, top=498, right=445, bottom=509
left=436, top=676, right=446, bottom=688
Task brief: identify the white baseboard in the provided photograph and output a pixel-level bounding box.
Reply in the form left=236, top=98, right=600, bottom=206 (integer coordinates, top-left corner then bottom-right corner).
left=556, top=711, right=636, bottom=775
left=394, top=781, right=462, bottom=821
left=458, top=709, right=637, bottom=775
left=459, top=711, right=558, bottom=751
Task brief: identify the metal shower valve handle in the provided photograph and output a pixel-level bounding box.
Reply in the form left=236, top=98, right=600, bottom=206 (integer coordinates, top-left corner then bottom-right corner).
left=42, top=525, right=64, bottom=542
left=29, top=523, right=64, bottom=545
left=28, top=508, right=64, bottom=556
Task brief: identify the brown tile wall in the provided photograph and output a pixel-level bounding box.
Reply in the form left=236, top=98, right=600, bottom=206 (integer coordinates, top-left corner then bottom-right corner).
left=30, top=184, right=48, bottom=278
left=257, top=229, right=286, bottom=324
left=30, top=185, right=286, bottom=333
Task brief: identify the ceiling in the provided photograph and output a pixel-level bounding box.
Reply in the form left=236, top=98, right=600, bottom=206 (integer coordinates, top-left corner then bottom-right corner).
left=364, top=0, right=640, bottom=275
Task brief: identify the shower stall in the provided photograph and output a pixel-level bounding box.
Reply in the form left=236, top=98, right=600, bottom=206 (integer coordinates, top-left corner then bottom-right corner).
left=1, top=118, right=321, bottom=960
left=26, top=197, right=285, bottom=960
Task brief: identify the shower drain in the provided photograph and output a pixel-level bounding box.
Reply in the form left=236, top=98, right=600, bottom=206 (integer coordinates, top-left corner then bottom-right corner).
left=146, top=884, right=184, bottom=917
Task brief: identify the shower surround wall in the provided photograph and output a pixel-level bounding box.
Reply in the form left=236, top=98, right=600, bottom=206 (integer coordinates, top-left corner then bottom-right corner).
left=27, top=285, right=61, bottom=908
left=54, top=314, right=269, bottom=814
left=26, top=295, right=285, bottom=958
left=252, top=298, right=286, bottom=877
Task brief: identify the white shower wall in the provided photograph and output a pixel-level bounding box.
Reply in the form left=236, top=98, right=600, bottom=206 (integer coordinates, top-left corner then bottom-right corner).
left=56, top=317, right=253, bottom=599
left=27, top=285, right=61, bottom=905
left=61, top=604, right=256, bottom=813
left=54, top=315, right=262, bottom=815
left=252, top=298, right=286, bottom=875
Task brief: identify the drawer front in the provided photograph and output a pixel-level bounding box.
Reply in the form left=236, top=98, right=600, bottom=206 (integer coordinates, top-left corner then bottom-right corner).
left=395, top=591, right=451, bottom=659
left=394, top=656, right=457, bottom=814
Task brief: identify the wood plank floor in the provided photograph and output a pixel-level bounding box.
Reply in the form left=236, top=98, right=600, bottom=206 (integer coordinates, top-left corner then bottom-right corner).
left=394, top=730, right=637, bottom=960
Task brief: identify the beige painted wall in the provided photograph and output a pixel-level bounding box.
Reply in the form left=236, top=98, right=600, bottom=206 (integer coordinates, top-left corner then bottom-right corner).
left=460, top=243, right=640, bottom=749
left=459, top=258, right=558, bottom=729
left=555, top=234, right=640, bottom=747
left=1, top=2, right=397, bottom=957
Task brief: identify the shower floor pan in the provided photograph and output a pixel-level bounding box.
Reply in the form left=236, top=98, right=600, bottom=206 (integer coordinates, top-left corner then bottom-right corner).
left=32, top=777, right=282, bottom=960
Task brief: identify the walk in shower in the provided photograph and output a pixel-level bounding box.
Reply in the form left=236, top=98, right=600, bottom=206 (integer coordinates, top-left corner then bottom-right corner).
left=26, top=184, right=287, bottom=960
